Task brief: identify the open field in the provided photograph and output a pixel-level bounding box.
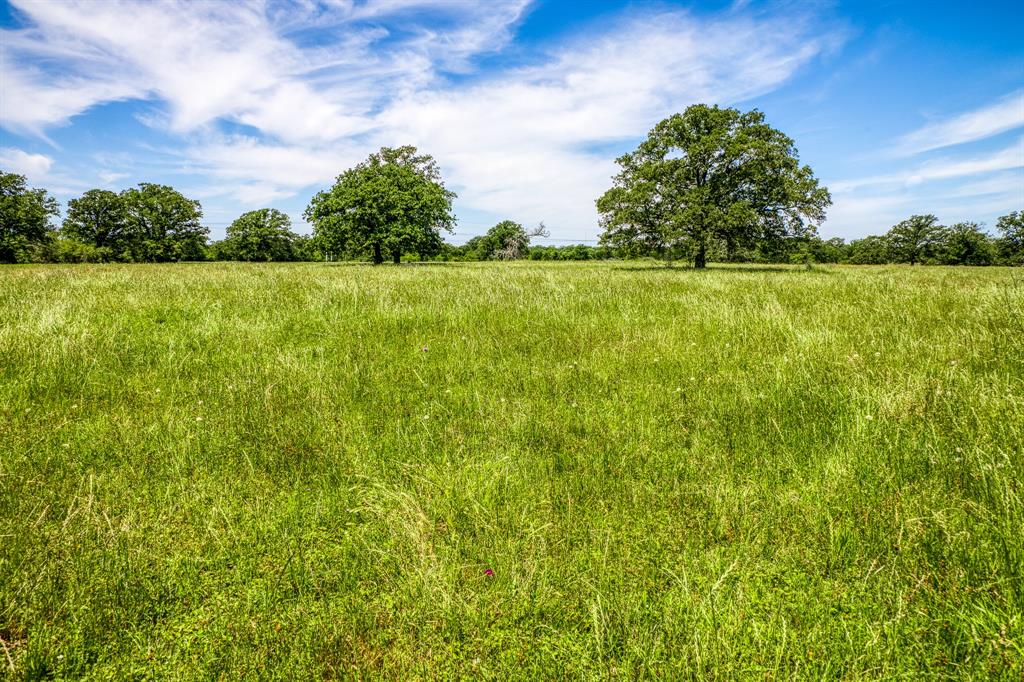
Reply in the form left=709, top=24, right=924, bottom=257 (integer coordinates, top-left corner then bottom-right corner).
left=1, top=262, right=1022, bottom=679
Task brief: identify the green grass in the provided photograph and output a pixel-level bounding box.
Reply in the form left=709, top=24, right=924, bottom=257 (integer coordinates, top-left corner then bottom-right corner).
left=1, top=261, right=1022, bottom=679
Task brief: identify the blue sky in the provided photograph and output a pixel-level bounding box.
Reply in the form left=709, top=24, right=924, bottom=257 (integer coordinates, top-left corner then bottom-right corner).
left=1, top=0, right=1021, bottom=243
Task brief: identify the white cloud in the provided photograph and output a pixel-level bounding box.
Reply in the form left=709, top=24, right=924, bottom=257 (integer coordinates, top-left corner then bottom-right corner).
left=372, top=10, right=838, bottom=232
left=895, top=90, right=1024, bottom=156
left=831, top=139, right=1023, bottom=192
left=0, top=147, right=54, bottom=179
left=825, top=139, right=1024, bottom=237
left=1, top=0, right=530, bottom=141
left=98, top=171, right=129, bottom=185
left=1, top=0, right=839, bottom=236
left=180, top=136, right=359, bottom=205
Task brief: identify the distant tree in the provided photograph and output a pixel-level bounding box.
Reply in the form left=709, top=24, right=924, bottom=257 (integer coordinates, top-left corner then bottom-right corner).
left=939, top=222, right=995, bottom=266
left=995, top=210, right=1023, bottom=265
left=304, top=146, right=456, bottom=264
left=61, top=189, right=128, bottom=260
left=846, top=235, right=891, bottom=264
left=292, top=234, right=322, bottom=262
left=0, top=171, right=59, bottom=263
left=120, top=183, right=207, bottom=262
left=485, top=220, right=527, bottom=260
left=808, top=236, right=846, bottom=264
left=597, top=105, right=830, bottom=268
left=472, top=220, right=551, bottom=260
left=219, top=208, right=301, bottom=261
left=886, top=214, right=944, bottom=265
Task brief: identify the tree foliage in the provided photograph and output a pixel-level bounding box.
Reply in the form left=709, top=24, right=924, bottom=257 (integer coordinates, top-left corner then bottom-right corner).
left=996, top=210, right=1023, bottom=265
left=304, top=146, right=456, bottom=264
left=61, top=189, right=128, bottom=260
left=120, top=184, right=207, bottom=262
left=886, top=214, right=944, bottom=265
left=597, top=105, right=830, bottom=268
left=941, top=222, right=995, bottom=266
left=1, top=171, right=59, bottom=263
left=466, top=220, right=550, bottom=260
left=217, top=208, right=302, bottom=261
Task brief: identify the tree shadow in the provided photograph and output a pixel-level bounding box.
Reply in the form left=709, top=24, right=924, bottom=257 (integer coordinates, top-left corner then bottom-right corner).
left=318, top=260, right=459, bottom=267
left=611, top=263, right=829, bottom=274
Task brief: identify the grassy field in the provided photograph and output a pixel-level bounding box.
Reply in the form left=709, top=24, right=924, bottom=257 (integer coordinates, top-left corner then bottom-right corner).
left=1, top=261, right=1022, bottom=679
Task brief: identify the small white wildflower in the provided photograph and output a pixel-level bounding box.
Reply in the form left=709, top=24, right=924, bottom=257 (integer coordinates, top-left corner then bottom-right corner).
left=196, top=416, right=203, bottom=422
left=865, top=415, right=873, bottom=421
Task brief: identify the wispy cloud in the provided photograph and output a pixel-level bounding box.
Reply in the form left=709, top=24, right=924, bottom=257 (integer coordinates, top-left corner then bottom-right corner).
left=895, top=89, right=1024, bottom=156
left=826, top=139, right=1024, bottom=237
left=832, top=139, right=1024, bottom=192
left=1, top=0, right=840, bottom=236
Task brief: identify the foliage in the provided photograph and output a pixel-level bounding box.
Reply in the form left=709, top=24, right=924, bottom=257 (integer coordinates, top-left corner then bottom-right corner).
left=61, top=189, right=129, bottom=260
left=1, top=263, right=1022, bottom=678
left=845, top=235, right=891, bottom=264
left=304, top=146, right=456, bottom=264
left=996, top=210, right=1023, bottom=265
left=120, top=183, right=208, bottom=262
left=527, top=244, right=615, bottom=261
left=464, top=220, right=551, bottom=260
left=217, top=208, right=302, bottom=261
left=940, top=221, right=996, bottom=266
left=0, top=171, right=60, bottom=263
left=483, top=220, right=528, bottom=260
left=597, top=105, right=831, bottom=268
left=886, top=214, right=945, bottom=265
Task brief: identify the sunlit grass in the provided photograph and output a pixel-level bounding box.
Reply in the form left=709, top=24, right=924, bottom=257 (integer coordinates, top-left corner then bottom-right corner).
left=1, top=261, right=1021, bottom=678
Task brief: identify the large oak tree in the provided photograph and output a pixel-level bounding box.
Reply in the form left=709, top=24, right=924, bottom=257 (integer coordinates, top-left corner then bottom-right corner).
left=304, top=146, right=456, bottom=264
left=597, top=105, right=830, bottom=268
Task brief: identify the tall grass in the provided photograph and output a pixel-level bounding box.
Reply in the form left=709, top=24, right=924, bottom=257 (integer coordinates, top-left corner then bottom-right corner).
left=1, top=262, right=1021, bottom=679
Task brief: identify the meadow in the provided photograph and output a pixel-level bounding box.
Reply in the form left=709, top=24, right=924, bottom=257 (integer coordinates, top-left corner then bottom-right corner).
left=1, top=261, right=1021, bottom=679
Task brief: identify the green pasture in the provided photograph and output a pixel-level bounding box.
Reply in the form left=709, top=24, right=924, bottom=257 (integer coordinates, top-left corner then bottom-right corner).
left=1, top=262, right=1021, bottom=679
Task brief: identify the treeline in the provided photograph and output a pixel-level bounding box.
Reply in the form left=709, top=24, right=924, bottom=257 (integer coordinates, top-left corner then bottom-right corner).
left=0, top=170, right=613, bottom=264
left=709, top=214, right=1023, bottom=266
left=2, top=169, right=1022, bottom=266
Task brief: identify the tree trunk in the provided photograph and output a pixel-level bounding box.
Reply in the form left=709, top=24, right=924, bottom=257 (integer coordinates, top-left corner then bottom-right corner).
left=694, top=239, right=707, bottom=269
left=392, top=250, right=401, bottom=265
left=372, top=243, right=383, bottom=265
